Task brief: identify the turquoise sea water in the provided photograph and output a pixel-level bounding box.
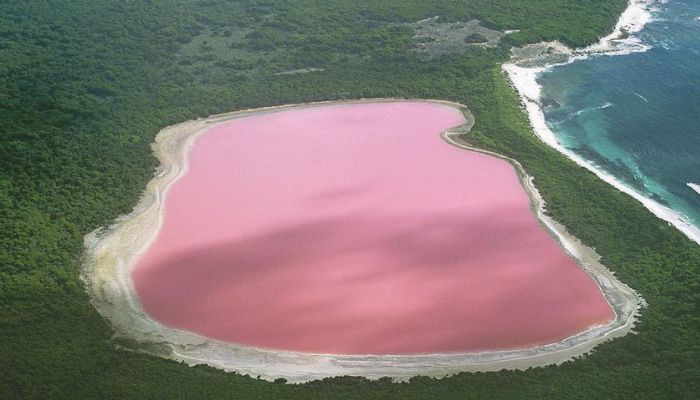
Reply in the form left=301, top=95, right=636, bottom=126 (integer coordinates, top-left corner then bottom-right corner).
left=538, top=0, right=700, bottom=233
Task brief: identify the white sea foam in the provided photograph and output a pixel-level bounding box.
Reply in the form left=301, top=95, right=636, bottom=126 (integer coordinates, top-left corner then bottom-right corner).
left=573, top=102, right=614, bottom=117
left=633, top=91, right=649, bottom=102
left=551, top=103, right=614, bottom=126
left=584, top=102, right=613, bottom=112
left=583, top=0, right=654, bottom=55
left=688, top=183, right=700, bottom=196
left=503, top=0, right=700, bottom=245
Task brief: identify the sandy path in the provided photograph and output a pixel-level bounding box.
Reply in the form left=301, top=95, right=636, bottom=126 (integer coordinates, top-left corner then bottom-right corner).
left=82, top=99, right=643, bottom=383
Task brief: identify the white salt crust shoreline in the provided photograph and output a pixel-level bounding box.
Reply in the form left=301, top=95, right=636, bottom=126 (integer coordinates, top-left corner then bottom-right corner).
left=503, top=0, right=700, bottom=245
left=82, top=99, right=642, bottom=383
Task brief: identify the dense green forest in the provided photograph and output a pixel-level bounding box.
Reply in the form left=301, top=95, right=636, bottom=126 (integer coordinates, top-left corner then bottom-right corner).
left=1, top=0, right=699, bottom=398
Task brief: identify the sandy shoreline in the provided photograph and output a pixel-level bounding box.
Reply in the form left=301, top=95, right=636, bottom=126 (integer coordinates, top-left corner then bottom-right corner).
left=502, top=0, right=700, bottom=245
left=82, top=98, right=642, bottom=383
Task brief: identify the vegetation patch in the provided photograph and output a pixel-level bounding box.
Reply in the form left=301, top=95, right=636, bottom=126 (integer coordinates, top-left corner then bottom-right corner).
left=411, top=17, right=506, bottom=58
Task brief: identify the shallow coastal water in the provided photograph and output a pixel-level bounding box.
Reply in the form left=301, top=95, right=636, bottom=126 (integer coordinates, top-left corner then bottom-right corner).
left=538, top=0, right=700, bottom=235
left=131, top=102, right=612, bottom=355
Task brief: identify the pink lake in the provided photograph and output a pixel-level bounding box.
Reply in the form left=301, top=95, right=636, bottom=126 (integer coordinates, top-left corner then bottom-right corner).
left=133, top=101, right=613, bottom=355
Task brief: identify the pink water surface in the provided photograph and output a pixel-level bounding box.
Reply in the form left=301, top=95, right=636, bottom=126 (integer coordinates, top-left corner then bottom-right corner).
left=133, top=102, right=613, bottom=355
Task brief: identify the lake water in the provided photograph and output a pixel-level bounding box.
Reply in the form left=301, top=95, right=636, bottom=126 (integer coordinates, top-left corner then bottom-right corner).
left=131, top=102, right=612, bottom=355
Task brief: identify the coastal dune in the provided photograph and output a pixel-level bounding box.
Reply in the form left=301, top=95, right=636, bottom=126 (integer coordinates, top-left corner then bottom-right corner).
left=83, top=99, right=642, bottom=382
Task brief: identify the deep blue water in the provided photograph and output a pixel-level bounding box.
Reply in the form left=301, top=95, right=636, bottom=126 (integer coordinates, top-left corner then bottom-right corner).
left=538, top=0, right=700, bottom=232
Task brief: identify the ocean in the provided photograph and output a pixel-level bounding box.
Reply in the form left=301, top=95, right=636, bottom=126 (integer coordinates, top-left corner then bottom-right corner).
left=510, top=0, right=700, bottom=244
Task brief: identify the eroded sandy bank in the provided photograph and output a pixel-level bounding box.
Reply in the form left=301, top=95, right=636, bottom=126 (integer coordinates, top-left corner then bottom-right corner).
left=83, top=99, right=643, bottom=383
